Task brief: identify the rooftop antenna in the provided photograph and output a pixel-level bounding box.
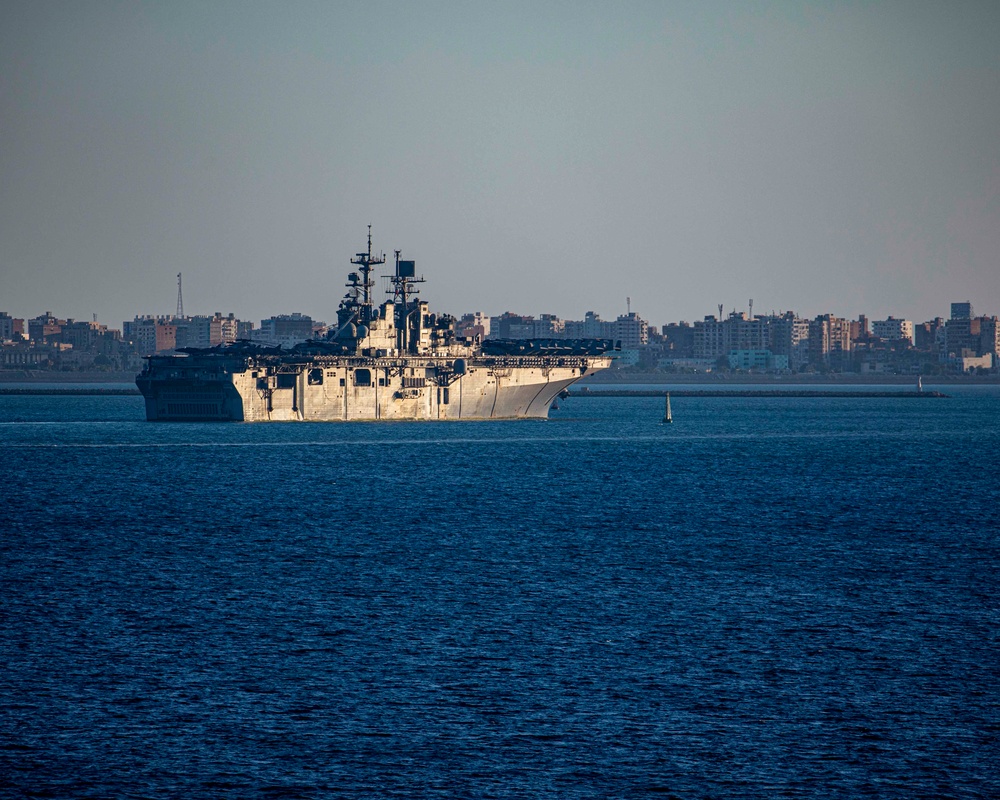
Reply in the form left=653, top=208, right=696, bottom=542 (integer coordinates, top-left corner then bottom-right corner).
left=627, top=296, right=631, bottom=314
left=749, top=298, right=753, bottom=319
left=176, top=273, right=184, bottom=318
left=718, top=303, right=723, bottom=320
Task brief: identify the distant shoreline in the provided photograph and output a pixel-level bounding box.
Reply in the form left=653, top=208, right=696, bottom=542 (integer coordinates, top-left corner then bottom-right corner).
left=0, top=369, right=997, bottom=386
left=0, top=371, right=139, bottom=383
left=581, top=371, right=1000, bottom=386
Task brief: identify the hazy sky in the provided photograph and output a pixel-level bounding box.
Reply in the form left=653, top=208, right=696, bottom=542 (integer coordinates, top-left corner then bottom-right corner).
left=2, top=1, right=998, bottom=329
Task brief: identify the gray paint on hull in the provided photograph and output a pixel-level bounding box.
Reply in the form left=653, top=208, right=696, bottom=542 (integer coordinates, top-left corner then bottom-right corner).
left=138, top=361, right=607, bottom=422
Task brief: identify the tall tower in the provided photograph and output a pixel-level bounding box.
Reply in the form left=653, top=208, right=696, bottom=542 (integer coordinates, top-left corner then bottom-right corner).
left=176, top=273, right=184, bottom=318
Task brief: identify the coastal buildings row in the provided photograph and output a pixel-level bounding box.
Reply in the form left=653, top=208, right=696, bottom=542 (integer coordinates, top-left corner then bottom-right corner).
left=0, top=308, right=337, bottom=371
left=449, top=303, right=997, bottom=374
left=1, top=311, right=134, bottom=371
left=452, top=303, right=997, bottom=374
left=468, top=310, right=648, bottom=348
left=1, top=299, right=998, bottom=374
left=654, top=302, right=998, bottom=374
left=462, top=311, right=649, bottom=365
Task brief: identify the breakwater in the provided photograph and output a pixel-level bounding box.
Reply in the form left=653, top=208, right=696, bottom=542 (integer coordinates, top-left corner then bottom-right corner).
left=568, top=389, right=948, bottom=398
left=0, top=387, right=141, bottom=395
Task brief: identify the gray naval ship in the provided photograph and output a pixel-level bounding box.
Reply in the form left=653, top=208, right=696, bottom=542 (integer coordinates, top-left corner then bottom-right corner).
left=136, top=229, right=617, bottom=421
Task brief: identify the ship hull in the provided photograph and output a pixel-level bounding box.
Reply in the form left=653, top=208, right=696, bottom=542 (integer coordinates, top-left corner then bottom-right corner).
left=136, top=355, right=610, bottom=422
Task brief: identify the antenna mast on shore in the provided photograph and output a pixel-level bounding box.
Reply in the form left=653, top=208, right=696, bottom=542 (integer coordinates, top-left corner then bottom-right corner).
left=176, top=273, right=184, bottom=318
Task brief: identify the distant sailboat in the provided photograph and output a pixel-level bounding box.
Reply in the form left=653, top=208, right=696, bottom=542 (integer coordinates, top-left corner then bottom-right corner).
left=663, top=392, right=673, bottom=424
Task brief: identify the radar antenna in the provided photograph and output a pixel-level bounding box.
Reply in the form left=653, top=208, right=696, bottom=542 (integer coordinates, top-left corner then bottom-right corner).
left=390, top=249, right=425, bottom=353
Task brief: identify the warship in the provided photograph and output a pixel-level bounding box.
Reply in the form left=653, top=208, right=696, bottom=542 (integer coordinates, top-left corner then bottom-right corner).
left=136, top=229, right=617, bottom=421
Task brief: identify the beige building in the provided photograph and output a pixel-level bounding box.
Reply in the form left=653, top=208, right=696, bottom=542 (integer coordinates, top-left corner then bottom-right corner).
left=872, top=317, right=914, bottom=345
left=809, top=315, right=852, bottom=367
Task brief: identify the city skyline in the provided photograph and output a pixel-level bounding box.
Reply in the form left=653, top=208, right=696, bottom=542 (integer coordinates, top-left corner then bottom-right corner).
left=0, top=289, right=994, bottom=339
left=5, top=294, right=997, bottom=377
left=2, top=2, right=999, bottom=328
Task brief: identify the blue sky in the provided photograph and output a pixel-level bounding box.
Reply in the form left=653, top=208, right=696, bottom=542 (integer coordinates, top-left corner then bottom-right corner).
left=2, top=1, right=998, bottom=328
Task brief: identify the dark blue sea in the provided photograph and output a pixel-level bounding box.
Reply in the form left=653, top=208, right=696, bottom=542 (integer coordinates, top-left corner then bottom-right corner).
left=2, top=385, right=999, bottom=799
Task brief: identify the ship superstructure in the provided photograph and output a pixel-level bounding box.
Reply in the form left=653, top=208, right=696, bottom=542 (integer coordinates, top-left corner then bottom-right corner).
left=136, top=229, right=617, bottom=421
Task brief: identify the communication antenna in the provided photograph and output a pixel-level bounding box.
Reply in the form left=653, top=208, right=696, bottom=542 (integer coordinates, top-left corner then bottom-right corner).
left=718, top=303, right=723, bottom=320
left=627, top=296, right=631, bottom=314
left=390, top=249, right=424, bottom=353
left=176, top=273, right=184, bottom=318
left=749, top=298, right=753, bottom=319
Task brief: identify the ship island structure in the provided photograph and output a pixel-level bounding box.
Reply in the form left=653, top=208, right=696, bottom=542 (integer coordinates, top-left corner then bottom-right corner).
left=136, top=229, right=617, bottom=421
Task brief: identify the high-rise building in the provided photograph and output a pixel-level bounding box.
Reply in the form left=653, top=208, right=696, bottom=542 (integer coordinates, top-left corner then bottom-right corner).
left=124, top=315, right=181, bottom=355
left=533, top=314, right=565, bottom=338
left=769, top=312, right=810, bottom=370
left=660, top=322, right=695, bottom=358
left=693, top=315, right=725, bottom=360
left=872, top=317, right=914, bottom=345
left=694, top=311, right=777, bottom=364
left=614, top=312, right=648, bottom=349
left=728, top=312, right=768, bottom=351
left=0, top=312, right=25, bottom=341
left=564, top=311, right=614, bottom=340
left=856, top=314, right=870, bottom=342
left=28, top=312, right=65, bottom=342
left=951, top=302, right=973, bottom=320
left=944, top=316, right=981, bottom=359
left=252, top=313, right=314, bottom=347
left=490, top=313, right=534, bottom=339
left=456, top=312, right=490, bottom=340
left=809, top=315, right=852, bottom=367
left=914, top=318, right=943, bottom=352
left=978, top=317, right=999, bottom=360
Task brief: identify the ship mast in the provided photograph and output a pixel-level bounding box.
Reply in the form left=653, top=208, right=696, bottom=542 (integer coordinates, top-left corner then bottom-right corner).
left=389, top=249, right=424, bottom=353
left=348, top=224, right=385, bottom=325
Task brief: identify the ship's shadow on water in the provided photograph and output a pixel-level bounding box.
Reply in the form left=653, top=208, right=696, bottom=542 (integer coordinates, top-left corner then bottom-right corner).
left=2, top=389, right=999, bottom=798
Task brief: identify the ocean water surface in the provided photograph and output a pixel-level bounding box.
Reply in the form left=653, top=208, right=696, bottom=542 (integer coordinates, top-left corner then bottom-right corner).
left=2, top=387, right=999, bottom=798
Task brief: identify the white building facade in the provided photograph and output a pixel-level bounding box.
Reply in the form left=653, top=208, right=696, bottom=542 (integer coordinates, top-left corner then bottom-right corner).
left=872, top=317, right=915, bottom=345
